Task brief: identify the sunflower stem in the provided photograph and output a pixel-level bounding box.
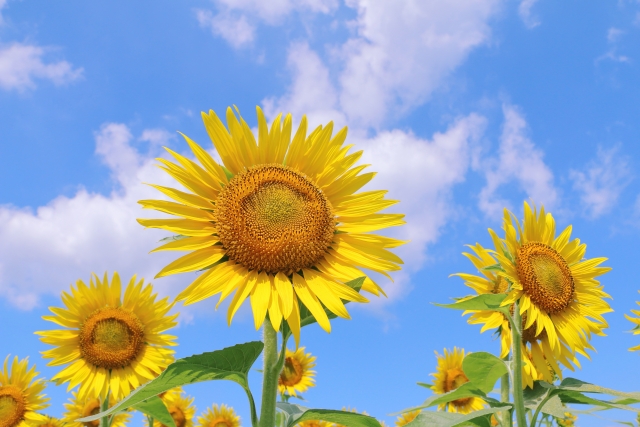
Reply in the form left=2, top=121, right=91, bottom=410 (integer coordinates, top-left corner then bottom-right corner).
left=100, top=389, right=110, bottom=427
left=500, top=367, right=513, bottom=427
left=259, top=321, right=280, bottom=427
left=510, top=301, right=527, bottom=427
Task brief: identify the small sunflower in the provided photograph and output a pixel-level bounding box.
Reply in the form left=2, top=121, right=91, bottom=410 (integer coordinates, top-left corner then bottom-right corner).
left=625, top=291, right=640, bottom=352
left=36, top=417, right=64, bottom=427
left=0, top=356, right=49, bottom=427
left=430, top=348, right=485, bottom=414
left=152, top=388, right=196, bottom=427
left=296, top=422, right=329, bottom=427
left=495, top=202, right=612, bottom=377
left=36, top=272, right=177, bottom=400
left=62, top=391, right=129, bottom=427
left=137, top=107, right=405, bottom=344
left=395, top=410, right=420, bottom=426
left=278, top=347, right=316, bottom=397
left=197, top=404, right=240, bottom=427
left=556, top=412, right=577, bottom=427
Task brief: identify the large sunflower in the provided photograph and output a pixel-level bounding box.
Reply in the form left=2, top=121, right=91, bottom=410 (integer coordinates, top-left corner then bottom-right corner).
left=395, top=410, right=420, bottom=427
left=278, top=347, right=316, bottom=397
left=36, top=417, right=64, bottom=427
left=63, top=391, right=130, bottom=427
left=36, top=272, right=177, bottom=400
left=0, top=356, right=49, bottom=427
left=430, top=348, right=485, bottom=414
left=496, top=202, right=612, bottom=375
left=454, top=243, right=578, bottom=387
left=197, top=404, right=240, bottom=427
left=625, top=291, right=640, bottom=352
left=138, top=107, right=405, bottom=343
left=151, top=388, right=196, bottom=427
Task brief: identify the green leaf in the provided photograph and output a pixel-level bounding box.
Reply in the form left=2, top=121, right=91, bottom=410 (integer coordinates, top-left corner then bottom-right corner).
left=434, top=294, right=510, bottom=316
left=403, top=407, right=507, bottom=427
left=397, top=383, right=493, bottom=412
left=525, top=395, right=566, bottom=419
left=557, top=390, right=640, bottom=413
left=557, top=378, right=640, bottom=400
left=277, top=403, right=381, bottom=427
left=462, top=352, right=508, bottom=393
left=78, top=341, right=264, bottom=422
left=132, top=397, right=176, bottom=427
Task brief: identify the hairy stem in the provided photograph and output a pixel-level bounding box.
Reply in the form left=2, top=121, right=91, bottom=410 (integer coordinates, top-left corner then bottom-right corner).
left=501, top=367, right=513, bottom=427
left=258, top=321, right=280, bottom=427
left=510, top=302, right=527, bottom=427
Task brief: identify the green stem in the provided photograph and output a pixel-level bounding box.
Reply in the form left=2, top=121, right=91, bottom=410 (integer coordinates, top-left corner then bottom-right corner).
left=258, top=321, right=280, bottom=427
left=529, top=392, right=553, bottom=427
left=510, top=302, right=527, bottom=427
left=501, top=368, right=513, bottom=427
left=244, top=385, right=259, bottom=427
left=100, top=389, right=110, bottom=427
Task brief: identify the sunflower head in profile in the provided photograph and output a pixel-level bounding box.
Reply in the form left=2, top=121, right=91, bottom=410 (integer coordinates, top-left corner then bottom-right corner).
left=36, top=416, right=65, bottom=427
left=0, top=356, right=49, bottom=427
left=63, top=391, right=130, bottom=427
left=137, top=107, right=405, bottom=344
left=278, top=347, right=316, bottom=397
left=151, top=388, right=196, bottom=427
left=430, top=347, right=485, bottom=414
left=197, top=404, right=240, bottom=427
left=36, top=272, right=178, bottom=400
left=625, top=291, right=640, bottom=352
left=494, top=202, right=612, bottom=377
left=395, top=410, right=420, bottom=426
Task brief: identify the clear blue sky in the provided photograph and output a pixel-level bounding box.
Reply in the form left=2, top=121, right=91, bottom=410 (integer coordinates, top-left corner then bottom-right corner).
left=1, top=1, right=640, bottom=426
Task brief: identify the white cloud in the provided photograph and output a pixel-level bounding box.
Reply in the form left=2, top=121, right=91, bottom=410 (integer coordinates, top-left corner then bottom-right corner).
left=570, top=145, right=632, bottom=219
left=518, top=0, right=540, bottom=28
left=0, top=42, right=83, bottom=91
left=139, top=128, right=176, bottom=148
left=196, top=9, right=255, bottom=48
left=0, top=0, right=8, bottom=26
left=597, top=27, right=630, bottom=63
left=478, top=104, right=557, bottom=217
left=0, top=124, right=180, bottom=309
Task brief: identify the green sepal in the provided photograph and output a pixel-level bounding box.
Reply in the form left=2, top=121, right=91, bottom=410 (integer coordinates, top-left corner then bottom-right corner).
left=481, top=263, right=505, bottom=273
left=402, top=407, right=509, bottom=427
left=132, top=396, right=176, bottom=427
left=78, top=341, right=264, bottom=422
left=416, top=382, right=433, bottom=389
left=276, top=403, right=381, bottom=427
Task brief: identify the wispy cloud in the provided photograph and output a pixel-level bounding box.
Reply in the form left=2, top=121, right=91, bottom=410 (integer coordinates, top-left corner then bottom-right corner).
left=597, top=27, right=630, bottom=63
left=196, top=9, right=255, bottom=49
left=478, top=104, right=557, bottom=217
left=570, top=145, right=632, bottom=219
left=0, top=42, right=83, bottom=91
left=518, top=0, right=540, bottom=28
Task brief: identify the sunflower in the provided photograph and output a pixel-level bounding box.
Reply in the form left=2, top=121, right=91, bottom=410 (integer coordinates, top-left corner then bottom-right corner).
left=36, top=417, right=64, bottom=427
left=36, top=272, right=177, bottom=400
left=0, top=356, right=49, bottom=427
left=137, top=107, right=405, bottom=344
left=151, top=388, right=196, bottom=427
left=62, top=391, right=130, bottom=427
left=625, top=291, right=640, bottom=351
left=296, top=422, right=329, bottom=427
left=495, top=202, right=612, bottom=378
left=197, top=404, right=240, bottom=427
left=278, top=347, right=316, bottom=397
left=430, top=348, right=485, bottom=414
left=556, top=412, right=577, bottom=427
left=395, top=410, right=420, bottom=426
left=454, top=242, right=576, bottom=388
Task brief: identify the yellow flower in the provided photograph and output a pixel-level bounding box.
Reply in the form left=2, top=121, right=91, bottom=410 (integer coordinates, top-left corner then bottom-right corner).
left=36, top=416, right=64, bottom=427
left=296, top=422, right=329, bottom=427
left=197, top=404, right=240, bottom=427
left=556, top=412, right=577, bottom=427
left=36, top=272, right=177, bottom=400
left=137, top=107, right=405, bottom=344
left=278, top=347, right=316, bottom=397
left=152, top=388, right=196, bottom=427
left=395, top=410, right=420, bottom=426
left=63, top=391, right=130, bottom=427
left=496, top=202, right=612, bottom=380
left=625, top=291, right=640, bottom=352
left=430, top=348, right=485, bottom=414
left=0, top=356, right=49, bottom=427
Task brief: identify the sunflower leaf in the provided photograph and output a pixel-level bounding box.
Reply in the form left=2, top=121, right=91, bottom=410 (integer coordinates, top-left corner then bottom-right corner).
left=396, top=382, right=496, bottom=412
left=434, top=294, right=510, bottom=316
left=556, top=390, right=640, bottom=413
left=77, top=341, right=264, bottom=422
left=276, top=403, right=381, bottom=427
left=556, top=378, right=640, bottom=400
left=462, top=352, right=508, bottom=393
left=401, top=407, right=507, bottom=427
left=131, top=396, right=176, bottom=427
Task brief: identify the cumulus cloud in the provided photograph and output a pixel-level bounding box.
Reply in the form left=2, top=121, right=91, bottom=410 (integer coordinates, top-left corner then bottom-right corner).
left=0, top=42, right=83, bottom=91
left=0, top=124, right=180, bottom=309
left=570, top=145, right=632, bottom=219
left=196, top=9, right=255, bottom=48
left=518, top=0, right=540, bottom=28
left=478, top=104, right=557, bottom=217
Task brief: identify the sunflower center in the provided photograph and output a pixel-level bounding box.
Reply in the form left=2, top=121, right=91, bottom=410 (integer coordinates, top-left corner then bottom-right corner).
left=216, top=164, right=335, bottom=275
left=0, top=386, right=26, bottom=427
left=81, top=398, right=101, bottom=427
left=444, top=368, right=472, bottom=408
left=79, top=307, right=145, bottom=370
left=516, top=242, right=574, bottom=314
left=279, top=356, right=304, bottom=387
left=163, top=405, right=186, bottom=427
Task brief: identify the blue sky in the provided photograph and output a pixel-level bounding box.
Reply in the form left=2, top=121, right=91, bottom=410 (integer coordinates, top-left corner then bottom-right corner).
left=1, top=1, right=640, bottom=426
